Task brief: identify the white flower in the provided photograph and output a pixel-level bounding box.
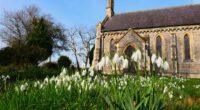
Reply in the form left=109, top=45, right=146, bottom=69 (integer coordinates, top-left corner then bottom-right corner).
left=97, top=62, right=103, bottom=70
left=131, top=49, right=142, bottom=62
left=163, top=86, right=168, bottom=93
left=68, top=85, right=71, bottom=91
left=163, top=60, right=169, bottom=70
left=100, top=57, right=106, bottom=66
left=60, top=68, right=67, bottom=76
left=119, top=56, right=124, bottom=65
left=82, top=63, right=86, bottom=69
left=20, top=83, right=28, bottom=92
left=136, top=49, right=142, bottom=61
left=179, top=95, right=183, bottom=99
left=82, top=70, right=87, bottom=76
left=44, top=77, right=49, bottom=83
left=56, top=79, right=62, bottom=87
left=131, top=52, right=137, bottom=61
left=151, top=54, right=157, bottom=64
left=15, top=86, right=19, bottom=92
left=39, top=84, right=44, bottom=89
left=105, top=56, right=112, bottom=67
left=50, top=76, right=56, bottom=83
left=89, top=68, right=94, bottom=77
left=6, top=75, right=10, bottom=80
left=34, top=81, right=40, bottom=87
left=168, top=91, right=173, bottom=99
left=122, top=59, right=129, bottom=69
left=113, top=53, right=120, bottom=65
left=156, top=57, right=163, bottom=68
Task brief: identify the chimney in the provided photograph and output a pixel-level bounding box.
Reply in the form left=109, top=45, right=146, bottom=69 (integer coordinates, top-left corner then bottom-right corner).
left=106, top=0, right=114, bottom=18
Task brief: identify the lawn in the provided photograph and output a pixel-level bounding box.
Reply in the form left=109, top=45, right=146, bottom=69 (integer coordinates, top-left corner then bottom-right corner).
left=0, top=68, right=200, bottom=110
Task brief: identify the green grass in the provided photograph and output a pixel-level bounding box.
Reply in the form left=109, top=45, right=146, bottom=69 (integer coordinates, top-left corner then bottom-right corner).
left=0, top=70, right=200, bottom=110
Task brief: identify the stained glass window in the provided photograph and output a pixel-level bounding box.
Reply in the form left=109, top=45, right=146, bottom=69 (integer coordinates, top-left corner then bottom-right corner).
left=184, top=35, right=191, bottom=60
left=156, top=36, right=162, bottom=57
left=110, top=39, right=116, bottom=54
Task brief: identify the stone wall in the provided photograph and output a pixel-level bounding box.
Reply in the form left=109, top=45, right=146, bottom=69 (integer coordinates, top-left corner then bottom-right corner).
left=93, top=25, right=200, bottom=75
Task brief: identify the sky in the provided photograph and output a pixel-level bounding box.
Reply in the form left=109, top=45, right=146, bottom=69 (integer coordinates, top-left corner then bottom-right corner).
left=0, top=0, right=200, bottom=64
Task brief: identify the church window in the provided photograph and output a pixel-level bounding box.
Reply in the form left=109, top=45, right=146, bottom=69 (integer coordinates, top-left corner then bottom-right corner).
left=110, top=39, right=116, bottom=54
left=184, top=34, right=191, bottom=60
left=156, top=36, right=162, bottom=57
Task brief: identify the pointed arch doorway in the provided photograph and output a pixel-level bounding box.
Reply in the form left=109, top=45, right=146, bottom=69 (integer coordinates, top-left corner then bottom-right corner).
left=123, top=45, right=136, bottom=74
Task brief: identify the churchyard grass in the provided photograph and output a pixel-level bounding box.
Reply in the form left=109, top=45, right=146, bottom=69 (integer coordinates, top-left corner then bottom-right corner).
left=0, top=69, right=200, bottom=110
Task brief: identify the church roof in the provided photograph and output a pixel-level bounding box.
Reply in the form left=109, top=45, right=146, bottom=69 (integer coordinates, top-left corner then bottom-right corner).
left=102, top=4, right=200, bottom=32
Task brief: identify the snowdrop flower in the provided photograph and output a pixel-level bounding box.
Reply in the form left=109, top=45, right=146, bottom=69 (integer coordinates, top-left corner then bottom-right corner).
left=20, top=83, right=28, bottom=92
left=82, top=70, right=87, bottom=76
left=44, top=77, right=49, bottom=83
left=113, top=53, right=120, bottom=65
left=60, top=68, right=67, bottom=76
left=168, top=91, right=173, bottom=99
left=105, top=56, right=112, bottom=67
left=156, top=57, right=163, bottom=68
left=151, top=54, right=157, bottom=64
left=131, top=52, right=137, bottom=61
left=34, top=81, right=40, bottom=87
left=136, top=49, right=142, bottom=61
left=122, top=59, right=129, bottom=69
left=89, top=68, right=94, bottom=77
left=68, top=85, right=71, bottom=91
left=163, top=86, right=168, bottom=93
left=119, top=56, right=124, bottom=65
left=131, top=49, right=142, bottom=62
left=163, top=60, right=169, bottom=70
left=56, top=79, right=62, bottom=87
left=97, top=62, right=103, bottom=70
left=39, top=84, right=44, bottom=89
left=179, top=95, right=183, bottom=99
left=50, top=76, right=56, bottom=83
left=15, top=86, right=19, bottom=92
left=100, top=57, right=106, bottom=66
left=6, top=75, right=10, bottom=80
left=82, top=63, right=86, bottom=69
left=1, top=75, right=9, bottom=81
left=81, top=80, right=85, bottom=87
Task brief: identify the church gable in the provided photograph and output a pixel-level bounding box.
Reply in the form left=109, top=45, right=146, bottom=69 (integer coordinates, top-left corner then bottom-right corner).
left=117, top=29, right=145, bottom=53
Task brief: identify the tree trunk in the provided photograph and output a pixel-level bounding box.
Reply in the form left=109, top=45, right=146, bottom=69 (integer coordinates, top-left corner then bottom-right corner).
left=75, top=54, right=81, bottom=72
left=85, top=51, right=89, bottom=67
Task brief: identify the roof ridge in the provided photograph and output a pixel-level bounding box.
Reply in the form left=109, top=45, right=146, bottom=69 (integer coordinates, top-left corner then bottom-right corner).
left=115, top=4, right=200, bottom=16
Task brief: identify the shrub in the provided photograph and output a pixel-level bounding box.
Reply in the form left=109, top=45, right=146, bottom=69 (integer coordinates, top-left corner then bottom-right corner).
left=0, top=65, right=60, bottom=81
left=0, top=47, right=16, bottom=66
left=42, top=62, right=58, bottom=69
left=0, top=46, right=49, bottom=66
left=57, top=56, right=72, bottom=68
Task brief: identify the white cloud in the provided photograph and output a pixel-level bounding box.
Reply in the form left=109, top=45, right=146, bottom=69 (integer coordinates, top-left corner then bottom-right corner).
left=193, top=0, right=200, bottom=4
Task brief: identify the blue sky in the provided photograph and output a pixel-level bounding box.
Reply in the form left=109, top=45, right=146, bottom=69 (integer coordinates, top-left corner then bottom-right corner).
left=0, top=0, right=200, bottom=64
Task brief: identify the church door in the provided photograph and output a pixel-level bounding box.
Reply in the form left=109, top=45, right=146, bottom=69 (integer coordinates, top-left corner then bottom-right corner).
left=124, top=45, right=136, bottom=74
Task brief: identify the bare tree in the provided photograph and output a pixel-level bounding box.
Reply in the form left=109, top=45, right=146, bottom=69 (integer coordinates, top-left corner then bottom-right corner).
left=66, top=27, right=81, bottom=71
left=0, top=5, right=40, bottom=47
left=78, top=28, right=95, bottom=67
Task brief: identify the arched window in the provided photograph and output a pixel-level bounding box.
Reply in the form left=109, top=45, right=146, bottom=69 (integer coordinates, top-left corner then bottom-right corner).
left=110, top=39, right=116, bottom=54
left=156, top=36, right=162, bottom=57
left=184, top=34, right=191, bottom=60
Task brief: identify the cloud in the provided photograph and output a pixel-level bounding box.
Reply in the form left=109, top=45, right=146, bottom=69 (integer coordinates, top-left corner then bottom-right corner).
left=193, top=0, right=200, bottom=3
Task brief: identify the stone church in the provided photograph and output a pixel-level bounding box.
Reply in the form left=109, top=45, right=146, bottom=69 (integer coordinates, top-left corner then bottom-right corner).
left=92, top=0, right=200, bottom=78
